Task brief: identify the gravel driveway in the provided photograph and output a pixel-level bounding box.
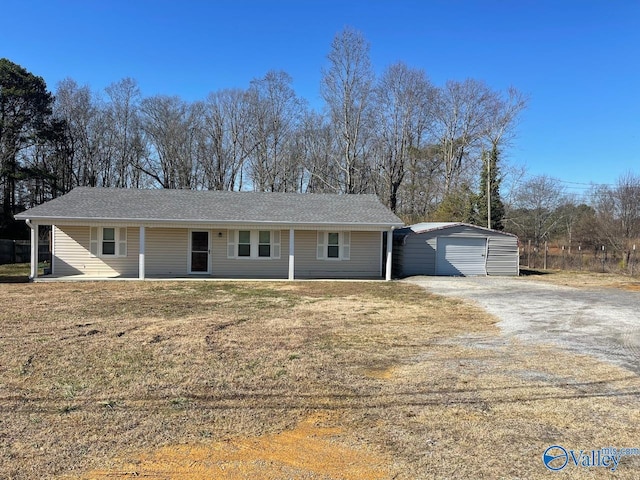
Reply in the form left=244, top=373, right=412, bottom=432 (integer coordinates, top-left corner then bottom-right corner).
left=406, top=276, right=640, bottom=374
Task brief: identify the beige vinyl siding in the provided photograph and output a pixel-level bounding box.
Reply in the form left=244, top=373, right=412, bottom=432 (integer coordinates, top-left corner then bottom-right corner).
left=53, top=225, right=138, bottom=277
left=145, top=227, right=189, bottom=277
left=144, top=228, right=289, bottom=278
left=53, top=225, right=385, bottom=279
left=212, top=229, right=288, bottom=278
left=295, top=230, right=382, bottom=279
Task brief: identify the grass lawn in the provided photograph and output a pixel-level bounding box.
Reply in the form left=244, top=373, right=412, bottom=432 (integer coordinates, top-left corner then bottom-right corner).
left=520, top=268, right=640, bottom=291
left=0, top=262, right=43, bottom=283
left=1, top=264, right=639, bottom=478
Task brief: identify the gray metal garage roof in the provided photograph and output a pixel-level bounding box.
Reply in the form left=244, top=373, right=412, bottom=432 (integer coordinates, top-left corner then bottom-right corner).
left=396, top=222, right=517, bottom=237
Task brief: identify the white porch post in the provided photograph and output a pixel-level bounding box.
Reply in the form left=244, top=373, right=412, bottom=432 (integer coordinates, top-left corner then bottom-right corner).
left=139, top=225, right=146, bottom=280
left=288, top=228, right=295, bottom=280
left=28, top=220, right=38, bottom=280
left=50, top=225, right=56, bottom=276
left=385, top=227, right=394, bottom=281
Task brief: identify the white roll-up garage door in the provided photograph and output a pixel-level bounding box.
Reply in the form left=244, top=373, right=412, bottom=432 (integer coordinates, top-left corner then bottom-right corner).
left=436, top=237, right=487, bottom=276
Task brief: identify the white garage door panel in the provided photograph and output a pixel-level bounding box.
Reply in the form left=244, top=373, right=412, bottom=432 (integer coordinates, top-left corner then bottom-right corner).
left=436, top=237, right=487, bottom=276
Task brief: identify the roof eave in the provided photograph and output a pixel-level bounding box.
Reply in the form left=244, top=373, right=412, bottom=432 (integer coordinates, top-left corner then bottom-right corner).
left=16, top=214, right=403, bottom=229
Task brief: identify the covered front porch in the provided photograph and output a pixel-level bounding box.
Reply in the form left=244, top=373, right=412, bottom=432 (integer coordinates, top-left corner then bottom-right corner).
left=25, top=223, right=395, bottom=282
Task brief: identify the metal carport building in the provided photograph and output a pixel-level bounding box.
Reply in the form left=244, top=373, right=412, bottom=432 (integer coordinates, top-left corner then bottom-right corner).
left=393, top=222, right=519, bottom=277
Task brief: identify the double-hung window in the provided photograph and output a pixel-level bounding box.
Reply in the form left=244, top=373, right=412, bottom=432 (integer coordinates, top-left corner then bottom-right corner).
left=327, top=232, right=340, bottom=258
left=317, top=231, right=350, bottom=260
left=258, top=231, right=271, bottom=257
left=227, top=230, right=280, bottom=259
left=102, top=228, right=116, bottom=255
left=90, top=227, right=127, bottom=257
left=238, top=230, right=251, bottom=257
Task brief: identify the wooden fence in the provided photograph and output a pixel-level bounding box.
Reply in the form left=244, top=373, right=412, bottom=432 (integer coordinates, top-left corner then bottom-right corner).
left=0, top=239, right=51, bottom=265
left=520, top=241, right=639, bottom=275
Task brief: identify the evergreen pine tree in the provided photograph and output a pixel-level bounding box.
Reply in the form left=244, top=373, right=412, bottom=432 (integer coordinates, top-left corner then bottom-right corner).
left=432, top=183, right=476, bottom=223
left=475, top=145, right=505, bottom=230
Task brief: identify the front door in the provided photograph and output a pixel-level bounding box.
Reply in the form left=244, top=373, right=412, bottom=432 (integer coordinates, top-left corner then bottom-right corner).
left=190, top=231, right=210, bottom=274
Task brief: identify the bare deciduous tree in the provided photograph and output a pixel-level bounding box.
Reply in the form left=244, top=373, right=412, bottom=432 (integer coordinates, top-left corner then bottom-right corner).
left=592, top=172, right=640, bottom=263
left=54, top=78, right=102, bottom=187
left=246, top=71, right=303, bottom=192
left=431, top=79, right=495, bottom=194
left=399, top=144, right=443, bottom=221
left=104, top=78, right=145, bottom=187
left=199, top=88, right=252, bottom=191
left=299, top=111, right=339, bottom=193
left=321, top=27, right=375, bottom=194
left=139, top=95, right=199, bottom=189
left=483, top=86, right=527, bottom=150
left=374, top=62, right=434, bottom=212
left=506, top=174, right=567, bottom=246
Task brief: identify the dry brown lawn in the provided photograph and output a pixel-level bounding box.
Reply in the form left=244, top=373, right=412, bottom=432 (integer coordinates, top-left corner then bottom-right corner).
left=521, top=268, right=640, bottom=291
left=1, top=265, right=639, bottom=478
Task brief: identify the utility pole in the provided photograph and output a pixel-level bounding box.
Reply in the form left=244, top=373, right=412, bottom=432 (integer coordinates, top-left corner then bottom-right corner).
left=486, top=150, right=491, bottom=230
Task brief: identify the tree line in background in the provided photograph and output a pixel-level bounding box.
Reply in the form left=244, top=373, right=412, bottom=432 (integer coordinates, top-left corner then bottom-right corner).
left=508, top=172, right=640, bottom=273
left=1, top=27, right=638, bottom=274
left=0, top=28, right=525, bottom=235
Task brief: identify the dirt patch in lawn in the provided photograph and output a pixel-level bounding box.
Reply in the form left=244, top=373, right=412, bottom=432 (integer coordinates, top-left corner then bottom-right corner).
left=84, top=412, right=393, bottom=479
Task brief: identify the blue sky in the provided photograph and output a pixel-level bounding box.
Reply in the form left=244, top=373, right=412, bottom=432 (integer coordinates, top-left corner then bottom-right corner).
left=2, top=0, right=638, bottom=195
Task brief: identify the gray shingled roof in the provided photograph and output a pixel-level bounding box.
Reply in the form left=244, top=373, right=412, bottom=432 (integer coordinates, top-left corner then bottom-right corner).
left=16, top=187, right=403, bottom=227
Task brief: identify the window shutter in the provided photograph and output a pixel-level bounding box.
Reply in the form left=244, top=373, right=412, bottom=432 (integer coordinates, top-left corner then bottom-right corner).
left=272, top=230, right=281, bottom=259
left=316, top=231, right=325, bottom=260
left=117, top=228, right=127, bottom=257
left=341, top=231, right=350, bottom=260
left=227, top=230, right=236, bottom=258
left=90, top=227, right=98, bottom=256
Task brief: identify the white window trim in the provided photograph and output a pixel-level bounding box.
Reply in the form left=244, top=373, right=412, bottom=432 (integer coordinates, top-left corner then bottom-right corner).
left=316, top=231, right=350, bottom=261
left=227, top=230, right=281, bottom=260
left=90, top=227, right=127, bottom=258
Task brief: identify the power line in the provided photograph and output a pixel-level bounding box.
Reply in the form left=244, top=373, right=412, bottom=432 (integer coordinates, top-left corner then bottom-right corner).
left=553, top=179, right=615, bottom=187
left=561, top=185, right=597, bottom=191
left=510, top=175, right=615, bottom=189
